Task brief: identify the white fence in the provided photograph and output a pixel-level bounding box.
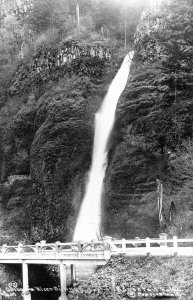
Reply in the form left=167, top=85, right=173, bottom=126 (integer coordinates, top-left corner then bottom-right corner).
left=0, top=236, right=193, bottom=261
left=106, top=236, right=193, bottom=256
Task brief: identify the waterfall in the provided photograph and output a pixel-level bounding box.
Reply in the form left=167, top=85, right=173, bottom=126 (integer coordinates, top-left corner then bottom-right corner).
left=73, top=51, right=134, bottom=242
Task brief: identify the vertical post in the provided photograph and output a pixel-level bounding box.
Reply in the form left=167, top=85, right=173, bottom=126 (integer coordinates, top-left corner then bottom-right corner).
left=159, top=233, right=167, bottom=248
left=103, top=236, right=112, bottom=260
left=173, top=236, right=178, bottom=256
left=134, top=237, right=140, bottom=248
left=2, top=244, right=7, bottom=254
left=18, top=243, right=23, bottom=254
left=122, top=238, right=126, bottom=254
left=22, top=263, right=31, bottom=300
left=146, top=237, right=151, bottom=256
left=35, top=242, right=40, bottom=254
left=71, top=264, right=76, bottom=286
left=59, top=263, right=67, bottom=300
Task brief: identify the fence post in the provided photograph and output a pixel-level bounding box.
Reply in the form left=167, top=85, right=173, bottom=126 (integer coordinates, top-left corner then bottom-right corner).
left=18, top=243, right=23, bottom=254
left=35, top=242, right=40, bottom=255
left=173, top=236, right=178, bottom=256
left=159, top=233, right=167, bottom=248
left=122, top=238, right=126, bottom=254
left=2, top=244, right=7, bottom=254
left=103, top=236, right=112, bottom=260
left=146, top=237, right=151, bottom=256
left=134, top=237, right=140, bottom=248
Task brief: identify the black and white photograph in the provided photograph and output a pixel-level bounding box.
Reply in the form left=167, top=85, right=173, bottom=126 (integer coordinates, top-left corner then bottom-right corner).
left=0, top=0, right=192, bottom=299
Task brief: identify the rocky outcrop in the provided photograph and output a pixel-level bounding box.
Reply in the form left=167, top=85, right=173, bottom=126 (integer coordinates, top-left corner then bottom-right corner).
left=0, top=34, right=120, bottom=243
left=0, top=36, right=118, bottom=243
left=29, top=77, right=94, bottom=242
left=10, top=40, right=113, bottom=96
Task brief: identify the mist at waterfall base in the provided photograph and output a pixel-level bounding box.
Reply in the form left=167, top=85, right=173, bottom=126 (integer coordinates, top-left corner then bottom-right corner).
left=73, top=51, right=134, bottom=242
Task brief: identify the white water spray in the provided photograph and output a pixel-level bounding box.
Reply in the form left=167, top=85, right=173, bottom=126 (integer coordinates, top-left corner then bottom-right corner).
left=73, top=51, right=134, bottom=242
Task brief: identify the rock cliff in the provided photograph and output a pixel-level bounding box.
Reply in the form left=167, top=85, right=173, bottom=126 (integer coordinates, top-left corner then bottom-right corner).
left=0, top=38, right=119, bottom=243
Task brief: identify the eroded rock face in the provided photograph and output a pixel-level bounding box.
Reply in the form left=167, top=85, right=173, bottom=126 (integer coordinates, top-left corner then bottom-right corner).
left=2, top=76, right=96, bottom=242
left=30, top=79, right=94, bottom=242
left=10, top=40, right=112, bottom=96
left=0, top=38, right=114, bottom=243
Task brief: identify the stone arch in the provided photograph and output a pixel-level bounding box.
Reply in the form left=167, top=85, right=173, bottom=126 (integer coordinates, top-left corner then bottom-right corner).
left=82, top=242, right=103, bottom=252
left=21, top=246, right=36, bottom=253
left=5, top=247, right=18, bottom=253
left=59, top=245, right=73, bottom=252
left=40, top=246, right=55, bottom=252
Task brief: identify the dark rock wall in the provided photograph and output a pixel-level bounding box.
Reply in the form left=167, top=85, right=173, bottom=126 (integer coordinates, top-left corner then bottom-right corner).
left=10, top=40, right=112, bottom=97
left=0, top=39, right=115, bottom=243
left=30, top=82, right=93, bottom=242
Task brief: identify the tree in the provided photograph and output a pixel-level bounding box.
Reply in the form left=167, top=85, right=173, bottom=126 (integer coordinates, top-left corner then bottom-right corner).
left=0, top=10, right=24, bottom=108
left=120, top=0, right=193, bottom=152
left=19, top=0, right=70, bottom=34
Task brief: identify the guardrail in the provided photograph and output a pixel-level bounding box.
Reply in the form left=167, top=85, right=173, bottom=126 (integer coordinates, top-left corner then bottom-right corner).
left=105, top=235, right=193, bottom=256
left=1, top=235, right=193, bottom=260
left=0, top=240, right=105, bottom=254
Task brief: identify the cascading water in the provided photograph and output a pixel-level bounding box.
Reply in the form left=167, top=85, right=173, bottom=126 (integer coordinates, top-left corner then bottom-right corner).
left=73, top=51, right=134, bottom=242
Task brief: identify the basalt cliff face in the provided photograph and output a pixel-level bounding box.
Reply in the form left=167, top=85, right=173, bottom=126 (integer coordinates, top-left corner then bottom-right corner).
left=10, top=40, right=112, bottom=97
left=103, top=0, right=193, bottom=240
left=0, top=39, right=121, bottom=243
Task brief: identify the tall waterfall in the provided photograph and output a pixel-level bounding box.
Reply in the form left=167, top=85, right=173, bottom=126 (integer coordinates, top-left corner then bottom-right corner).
left=73, top=51, right=134, bottom=242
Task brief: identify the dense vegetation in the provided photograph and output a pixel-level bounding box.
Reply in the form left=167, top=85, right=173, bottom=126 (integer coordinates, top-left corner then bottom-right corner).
left=69, top=255, right=193, bottom=300
left=0, top=0, right=193, bottom=264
